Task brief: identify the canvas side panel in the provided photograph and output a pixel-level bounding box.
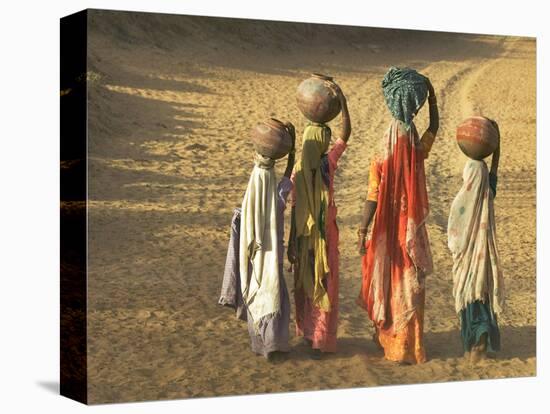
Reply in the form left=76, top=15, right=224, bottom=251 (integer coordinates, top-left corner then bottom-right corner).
left=60, top=9, right=88, bottom=405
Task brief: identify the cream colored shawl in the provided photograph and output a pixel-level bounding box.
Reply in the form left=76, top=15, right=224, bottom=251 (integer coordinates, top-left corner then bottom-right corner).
left=239, top=153, right=281, bottom=329
left=448, top=160, right=505, bottom=315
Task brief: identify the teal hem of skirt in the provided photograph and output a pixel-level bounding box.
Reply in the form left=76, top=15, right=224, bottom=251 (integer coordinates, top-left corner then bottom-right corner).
left=460, top=300, right=501, bottom=353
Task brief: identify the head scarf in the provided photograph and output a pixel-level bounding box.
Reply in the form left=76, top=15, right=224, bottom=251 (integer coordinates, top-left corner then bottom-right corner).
left=239, top=153, right=281, bottom=331
left=448, top=160, right=505, bottom=315
left=382, top=67, right=428, bottom=130
left=293, top=124, right=331, bottom=311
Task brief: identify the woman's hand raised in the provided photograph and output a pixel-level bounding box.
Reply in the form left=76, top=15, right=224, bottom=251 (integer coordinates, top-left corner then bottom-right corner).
left=425, top=77, right=435, bottom=96
left=325, top=80, right=346, bottom=104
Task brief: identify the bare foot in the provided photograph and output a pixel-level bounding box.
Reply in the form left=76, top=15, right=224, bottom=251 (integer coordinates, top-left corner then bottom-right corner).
left=372, top=332, right=382, bottom=350
left=310, top=349, right=322, bottom=360
left=470, top=348, right=487, bottom=364
left=470, top=333, right=488, bottom=364
left=397, top=360, right=413, bottom=366
left=267, top=351, right=287, bottom=363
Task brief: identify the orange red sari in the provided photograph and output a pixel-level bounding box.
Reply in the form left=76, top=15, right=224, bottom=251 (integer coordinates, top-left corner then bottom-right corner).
left=358, top=119, right=434, bottom=364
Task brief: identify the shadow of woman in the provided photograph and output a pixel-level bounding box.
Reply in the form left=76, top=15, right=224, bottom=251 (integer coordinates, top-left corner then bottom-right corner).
left=286, top=336, right=383, bottom=362
left=424, top=325, right=536, bottom=361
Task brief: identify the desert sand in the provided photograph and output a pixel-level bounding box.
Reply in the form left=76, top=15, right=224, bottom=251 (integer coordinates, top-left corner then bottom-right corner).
left=83, top=10, right=536, bottom=404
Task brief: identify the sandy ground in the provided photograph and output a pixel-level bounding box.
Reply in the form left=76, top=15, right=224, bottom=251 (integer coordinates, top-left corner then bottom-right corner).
left=83, top=10, right=536, bottom=404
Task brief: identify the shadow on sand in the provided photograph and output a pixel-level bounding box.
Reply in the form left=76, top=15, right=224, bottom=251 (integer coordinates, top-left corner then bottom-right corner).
left=425, top=324, right=536, bottom=361
left=285, top=323, right=535, bottom=363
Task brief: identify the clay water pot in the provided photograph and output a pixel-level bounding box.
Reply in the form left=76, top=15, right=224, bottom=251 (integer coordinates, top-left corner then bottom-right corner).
left=296, top=73, right=341, bottom=123
left=456, top=116, right=499, bottom=160
left=250, top=118, right=293, bottom=160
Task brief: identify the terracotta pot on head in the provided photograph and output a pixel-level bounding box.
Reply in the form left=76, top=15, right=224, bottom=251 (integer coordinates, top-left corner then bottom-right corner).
left=250, top=118, right=293, bottom=160
left=296, top=73, right=341, bottom=124
left=456, top=116, right=499, bottom=160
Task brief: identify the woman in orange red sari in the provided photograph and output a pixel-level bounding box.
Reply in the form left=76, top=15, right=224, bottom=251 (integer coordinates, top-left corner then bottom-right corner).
left=357, top=67, right=439, bottom=364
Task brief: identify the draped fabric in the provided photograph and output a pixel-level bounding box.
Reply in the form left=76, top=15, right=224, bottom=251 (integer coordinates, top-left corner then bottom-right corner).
left=248, top=177, right=293, bottom=357
left=382, top=67, right=428, bottom=129
left=460, top=301, right=501, bottom=353
left=448, top=160, right=505, bottom=316
left=239, top=154, right=281, bottom=330
left=293, top=124, right=332, bottom=311
left=291, top=137, right=347, bottom=353
left=220, top=177, right=293, bottom=358
left=219, top=208, right=247, bottom=321
left=358, top=119, right=432, bottom=363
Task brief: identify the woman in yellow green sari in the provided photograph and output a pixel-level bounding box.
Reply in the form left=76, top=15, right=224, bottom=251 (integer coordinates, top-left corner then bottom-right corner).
left=289, top=82, right=351, bottom=359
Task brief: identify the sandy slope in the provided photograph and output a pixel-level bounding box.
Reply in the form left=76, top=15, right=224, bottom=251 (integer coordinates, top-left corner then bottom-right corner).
left=83, top=10, right=536, bottom=403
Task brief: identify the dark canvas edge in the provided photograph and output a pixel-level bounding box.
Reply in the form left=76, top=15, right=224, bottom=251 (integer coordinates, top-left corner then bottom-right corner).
left=60, top=9, right=88, bottom=405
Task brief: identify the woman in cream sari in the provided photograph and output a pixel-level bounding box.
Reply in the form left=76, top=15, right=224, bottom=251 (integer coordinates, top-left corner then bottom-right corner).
left=448, top=123, right=504, bottom=363
left=219, top=122, right=296, bottom=361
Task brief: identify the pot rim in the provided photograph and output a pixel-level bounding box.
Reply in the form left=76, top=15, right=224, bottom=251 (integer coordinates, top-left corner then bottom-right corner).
left=311, top=73, right=334, bottom=81
left=265, top=117, right=286, bottom=128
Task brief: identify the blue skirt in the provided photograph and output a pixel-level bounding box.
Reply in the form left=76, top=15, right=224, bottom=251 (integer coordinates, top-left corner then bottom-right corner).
left=460, top=300, right=501, bottom=353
